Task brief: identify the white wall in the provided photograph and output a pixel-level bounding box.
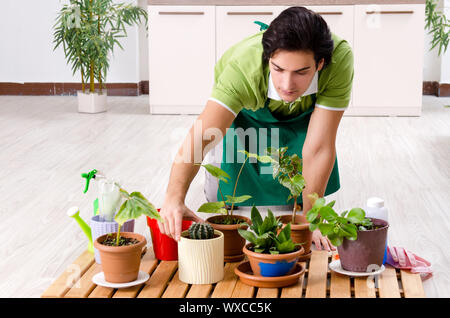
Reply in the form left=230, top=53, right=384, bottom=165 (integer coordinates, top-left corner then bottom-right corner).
left=439, top=0, right=450, bottom=83
left=0, top=0, right=147, bottom=84
left=0, top=1, right=446, bottom=85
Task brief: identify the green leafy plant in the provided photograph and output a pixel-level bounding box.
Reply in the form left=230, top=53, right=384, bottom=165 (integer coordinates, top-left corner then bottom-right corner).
left=196, top=150, right=257, bottom=223
left=237, top=206, right=300, bottom=254
left=425, top=0, right=449, bottom=56
left=305, top=193, right=373, bottom=247
left=113, top=188, right=161, bottom=246
left=250, top=147, right=306, bottom=224
left=53, top=0, right=148, bottom=94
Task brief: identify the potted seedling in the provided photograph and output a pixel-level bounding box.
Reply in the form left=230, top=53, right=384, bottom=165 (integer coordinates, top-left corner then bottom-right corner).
left=238, top=206, right=304, bottom=279
left=178, top=223, right=224, bottom=284
left=196, top=150, right=257, bottom=262
left=251, top=147, right=312, bottom=259
left=53, top=0, right=147, bottom=113
left=306, top=193, right=389, bottom=272
left=94, top=188, right=162, bottom=283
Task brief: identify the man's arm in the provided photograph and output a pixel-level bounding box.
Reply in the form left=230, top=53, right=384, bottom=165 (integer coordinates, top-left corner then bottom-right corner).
left=301, top=107, right=345, bottom=250
left=160, top=99, right=236, bottom=241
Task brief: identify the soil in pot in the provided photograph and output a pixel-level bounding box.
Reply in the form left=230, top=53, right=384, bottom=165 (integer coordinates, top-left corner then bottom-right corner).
left=101, top=234, right=140, bottom=246
left=206, top=215, right=251, bottom=262
left=94, top=232, right=146, bottom=283
left=337, top=218, right=389, bottom=272
left=279, top=214, right=312, bottom=260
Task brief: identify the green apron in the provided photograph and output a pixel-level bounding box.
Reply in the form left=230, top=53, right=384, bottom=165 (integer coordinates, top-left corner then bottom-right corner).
left=218, top=95, right=340, bottom=206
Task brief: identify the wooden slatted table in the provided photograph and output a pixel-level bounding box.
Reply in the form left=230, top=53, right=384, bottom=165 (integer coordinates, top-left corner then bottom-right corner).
left=42, top=249, right=425, bottom=298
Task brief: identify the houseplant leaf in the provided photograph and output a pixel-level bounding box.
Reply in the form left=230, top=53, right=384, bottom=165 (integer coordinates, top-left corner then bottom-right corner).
left=197, top=201, right=227, bottom=214
left=115, top=191, right=161, bottom=226
left=347, top=208, right=366, bottom=224
left=201, top=164, right=230, bottom=184
left=225, top=195, right=252, bottom=204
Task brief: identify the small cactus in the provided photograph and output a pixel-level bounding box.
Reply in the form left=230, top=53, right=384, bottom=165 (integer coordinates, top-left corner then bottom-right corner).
left=188, top=223, right=215, bottom=240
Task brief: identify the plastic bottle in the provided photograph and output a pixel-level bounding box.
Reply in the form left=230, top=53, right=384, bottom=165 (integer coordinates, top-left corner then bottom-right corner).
left=364, top=197, right=388, bottom=264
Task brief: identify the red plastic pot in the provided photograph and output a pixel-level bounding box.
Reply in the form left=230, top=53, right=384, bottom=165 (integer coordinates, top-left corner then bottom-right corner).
left=147, top=210, right=192, bottom=261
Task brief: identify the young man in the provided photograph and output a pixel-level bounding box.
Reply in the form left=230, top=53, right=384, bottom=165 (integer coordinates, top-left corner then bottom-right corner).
left=158, top=6, right=353, bottom=251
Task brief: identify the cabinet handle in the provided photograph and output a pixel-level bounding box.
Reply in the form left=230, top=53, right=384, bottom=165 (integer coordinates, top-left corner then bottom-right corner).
left=227, top=12, right=273, bottom=16
left=316, top=12, right=343, bottom=15
left=366, top=10, right=414, bottom=15
left=158, top=12, right=204, bottom=15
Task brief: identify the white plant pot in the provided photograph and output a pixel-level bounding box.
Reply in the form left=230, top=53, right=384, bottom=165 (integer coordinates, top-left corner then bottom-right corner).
left=77, top=90, right=107, bottom=113
left=178, top=230, right=224, bottom=284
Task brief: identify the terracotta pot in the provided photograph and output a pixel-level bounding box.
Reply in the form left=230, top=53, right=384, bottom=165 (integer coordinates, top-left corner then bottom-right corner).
left=243, top=243, right=304, bottom=277
left=279, top=214, right=312, bottom=258
left=94, top=232, right=146, bottom=283
left=337, top=218, right=389, bottom=272
left=206, top=215, right=251, bottom=262
left=178, top=230, right=224, bottom=284
left=90, top=216, right=135, bottom=264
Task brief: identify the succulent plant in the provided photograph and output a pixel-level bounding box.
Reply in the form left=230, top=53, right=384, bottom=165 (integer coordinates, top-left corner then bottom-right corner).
left=188, top=223, right=215, bottom=240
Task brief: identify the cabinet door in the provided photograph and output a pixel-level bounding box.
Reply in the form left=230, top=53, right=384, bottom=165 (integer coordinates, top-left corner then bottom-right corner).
left=216, top=6, right=286, bottom=61
left=148, top=6, right=215, bottom=114
left=352, top=4, right=425, bottom=114
left=305, top=5, right=354, bottom=48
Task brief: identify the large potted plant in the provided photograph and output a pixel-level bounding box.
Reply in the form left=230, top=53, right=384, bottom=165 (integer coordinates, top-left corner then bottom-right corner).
left=196, top=150, right=256, bottom=262
left=53, top=0, right=147, bottom=113
left=250, top=147, right=312, bottom=259
left=306, top=193, right=389, bottom=272
left=94, top=188, right=162, bottom=283
left=178, top=223, right=224, bottom=284
left=238, top=206, right=304, bottom=278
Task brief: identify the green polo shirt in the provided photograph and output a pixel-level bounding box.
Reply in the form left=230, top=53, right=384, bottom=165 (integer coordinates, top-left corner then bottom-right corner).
left=210, top=31, right=354, bottom=118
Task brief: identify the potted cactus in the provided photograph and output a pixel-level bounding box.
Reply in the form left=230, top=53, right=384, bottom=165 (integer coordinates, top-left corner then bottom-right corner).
left=178, top=223, right=224, bottom=284
left=238, top=206, right=304, bottom=278
left=53, top=0, right=147, bottom=113
left=94, top=188, right=162, bottom=283
left=306, top=193, right=389, bottom=272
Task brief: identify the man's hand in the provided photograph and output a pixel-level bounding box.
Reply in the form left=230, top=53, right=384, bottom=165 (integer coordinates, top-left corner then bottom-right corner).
left=158, top=200, right=204, bottom=242
left=312, top=229, right=336, bottom=251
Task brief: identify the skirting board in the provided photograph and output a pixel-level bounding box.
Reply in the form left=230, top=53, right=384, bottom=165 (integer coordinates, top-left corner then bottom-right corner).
left=150, top=105, right=422, bottom=117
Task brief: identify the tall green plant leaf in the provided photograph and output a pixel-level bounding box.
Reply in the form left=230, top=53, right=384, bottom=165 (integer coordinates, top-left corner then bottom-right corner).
left=115, top=191, right=161, bottom=226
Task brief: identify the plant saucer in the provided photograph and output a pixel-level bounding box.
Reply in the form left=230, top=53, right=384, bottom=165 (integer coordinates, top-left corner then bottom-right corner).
left=225, top=253, right=246, bottom=263
left=329, top=260, right=385, bottom=277
left=234, top=261, right=305, bottom=288
left=92, top=271, right=149, bottom=289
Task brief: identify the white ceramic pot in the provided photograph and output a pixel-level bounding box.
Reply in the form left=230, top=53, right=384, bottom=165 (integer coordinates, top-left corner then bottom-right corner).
left=178, top=230, right=224, bottom=284
left=77, top=90, right=107, bottom=113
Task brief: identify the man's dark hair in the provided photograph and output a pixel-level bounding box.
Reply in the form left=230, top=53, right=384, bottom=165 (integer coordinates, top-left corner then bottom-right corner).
left=262, top=7, right=334, bottom=69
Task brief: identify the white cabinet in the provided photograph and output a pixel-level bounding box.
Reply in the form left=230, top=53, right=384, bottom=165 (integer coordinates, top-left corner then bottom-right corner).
left=350, top=4, right=425, bottom=116
left=215, top=6, right=285, bottom=61
left=148, top=6, right=215, bottom=114
left=148, top=4, right=425, bottom=116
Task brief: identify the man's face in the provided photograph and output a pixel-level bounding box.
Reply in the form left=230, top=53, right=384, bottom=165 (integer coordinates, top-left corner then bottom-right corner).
left=269, top=49, right=324, bottom=103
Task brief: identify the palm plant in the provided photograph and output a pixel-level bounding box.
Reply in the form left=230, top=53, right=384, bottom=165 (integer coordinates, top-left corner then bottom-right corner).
left=53, top=0, right=148, bottom=94
left=425, top=0, right=449, bottom=56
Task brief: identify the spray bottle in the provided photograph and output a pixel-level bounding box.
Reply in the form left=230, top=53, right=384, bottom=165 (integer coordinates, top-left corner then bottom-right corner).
left=365, top=197, right=388, bottom=264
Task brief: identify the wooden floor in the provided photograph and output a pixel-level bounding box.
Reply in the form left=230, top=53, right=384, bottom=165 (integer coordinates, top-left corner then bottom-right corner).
left=0, top=95, right=448, bottom=297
